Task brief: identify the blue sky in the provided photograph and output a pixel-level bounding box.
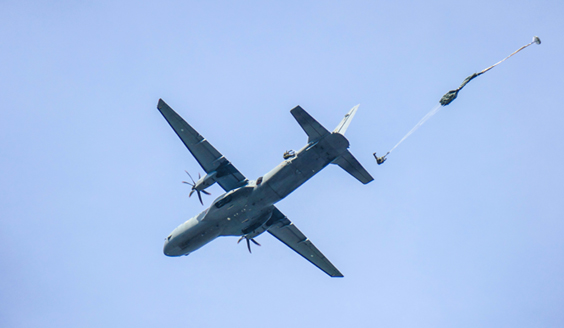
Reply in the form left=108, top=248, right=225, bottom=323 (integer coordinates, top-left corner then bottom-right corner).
left=1, top=1, right=563, bottom=327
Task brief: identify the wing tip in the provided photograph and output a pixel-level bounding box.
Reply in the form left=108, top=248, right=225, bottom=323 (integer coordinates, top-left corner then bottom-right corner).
left=290, top=105, right=303, bottom=112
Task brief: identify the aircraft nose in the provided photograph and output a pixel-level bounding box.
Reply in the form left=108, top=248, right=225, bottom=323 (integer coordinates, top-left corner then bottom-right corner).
left=163, top=238, right=174, bottom=256
left=163, top=236, right=185, bottom=257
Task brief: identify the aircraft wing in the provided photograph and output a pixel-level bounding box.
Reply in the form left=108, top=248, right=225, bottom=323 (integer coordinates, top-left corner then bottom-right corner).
left=267, top=207, right=343, bottom=277
left=157, top=99, right=248, bottom=192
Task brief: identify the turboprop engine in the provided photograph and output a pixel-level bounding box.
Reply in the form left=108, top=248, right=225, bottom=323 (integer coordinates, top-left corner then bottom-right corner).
left=182, top=171, right=217, bottom=205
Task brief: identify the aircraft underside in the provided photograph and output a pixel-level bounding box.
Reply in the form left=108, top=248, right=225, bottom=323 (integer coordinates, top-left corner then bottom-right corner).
left=158, top=99, right=373, bottom=277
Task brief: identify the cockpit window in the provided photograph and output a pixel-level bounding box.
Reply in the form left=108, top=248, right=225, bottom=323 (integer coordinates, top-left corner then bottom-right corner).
left=256, top=177, right=263, bottom=185
left=167, top=235, right=172, bottom=241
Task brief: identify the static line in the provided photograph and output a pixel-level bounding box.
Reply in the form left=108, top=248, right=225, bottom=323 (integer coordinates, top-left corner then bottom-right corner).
left=388, top=104, right=443, bottom=154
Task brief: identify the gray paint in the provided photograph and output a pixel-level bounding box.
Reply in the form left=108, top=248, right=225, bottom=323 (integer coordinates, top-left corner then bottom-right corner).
left=159, top=99, right=372, bottom=277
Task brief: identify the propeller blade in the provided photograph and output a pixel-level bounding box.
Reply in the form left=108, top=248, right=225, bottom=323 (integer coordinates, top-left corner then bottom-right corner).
left=246, top=239, right=252, bottom=253
left=184, top=170, right=196, bottom=184
left=237, top=236, right=259, bottom=253
left=197, top=190, right=203, bottom=205
left=250, top=239, right=261, bottom=247
left=183, top=170, right=209, bottom=205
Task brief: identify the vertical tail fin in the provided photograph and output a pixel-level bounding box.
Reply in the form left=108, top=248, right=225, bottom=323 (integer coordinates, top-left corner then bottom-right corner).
left=290, top=104, right=373, bottom=184
left=333, top=104, right=359, bottom=135
left=331, top=104, right=373, bottom=184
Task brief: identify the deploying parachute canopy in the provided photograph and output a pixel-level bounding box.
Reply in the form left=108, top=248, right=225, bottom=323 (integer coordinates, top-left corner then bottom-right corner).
left=440, top=36, right=541, bottom=106
left=376, top=36, right=541, bottom=165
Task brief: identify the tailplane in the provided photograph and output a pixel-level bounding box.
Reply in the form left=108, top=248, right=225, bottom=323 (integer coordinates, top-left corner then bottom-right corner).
left=290, top=104, right=373, bottom=185
left=290, top=106, right=330, bottom=143
left=332, top=104, right=373, bottom=184
left=332, top=150, right=373, bottom=184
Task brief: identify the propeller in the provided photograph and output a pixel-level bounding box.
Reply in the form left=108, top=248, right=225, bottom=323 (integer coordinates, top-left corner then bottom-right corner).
left=182, top=170, right=211, bottom=205
left=237, top=236, right=261, bottom=253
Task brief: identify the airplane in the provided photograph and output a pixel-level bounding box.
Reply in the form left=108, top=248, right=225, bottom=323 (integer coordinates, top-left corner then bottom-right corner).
left=159, top=99, right=373, bottom=277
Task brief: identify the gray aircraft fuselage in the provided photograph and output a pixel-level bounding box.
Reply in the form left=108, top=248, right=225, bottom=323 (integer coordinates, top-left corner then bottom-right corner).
left=163, top=132, right=349, bottom=256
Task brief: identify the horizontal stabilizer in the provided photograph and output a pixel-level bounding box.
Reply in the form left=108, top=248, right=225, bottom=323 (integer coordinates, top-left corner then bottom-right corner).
left=333, top=104, right=359, bottom=135
left=332, top=150, right=374, bottom=184
left=290, top=106, right=330, bottom=143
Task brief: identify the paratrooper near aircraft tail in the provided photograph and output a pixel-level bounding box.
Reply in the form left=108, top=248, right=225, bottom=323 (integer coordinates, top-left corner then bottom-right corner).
left=158, top=99, right=373, bottom=277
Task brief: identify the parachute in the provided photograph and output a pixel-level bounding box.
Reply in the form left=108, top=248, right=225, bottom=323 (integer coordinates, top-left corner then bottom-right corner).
left=440, top=36, right=541, bottom=106
left=376, top=36, right=541, bottom=164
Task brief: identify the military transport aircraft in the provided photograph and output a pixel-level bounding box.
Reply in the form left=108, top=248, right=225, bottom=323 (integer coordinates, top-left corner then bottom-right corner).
left=159, top=99, right=373, bottom=277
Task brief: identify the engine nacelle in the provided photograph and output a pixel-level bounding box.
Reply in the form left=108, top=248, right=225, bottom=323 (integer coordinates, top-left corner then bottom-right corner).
left=241, top=208, right=274, bottom=238
left=194, top=171, right=217, bottom=191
